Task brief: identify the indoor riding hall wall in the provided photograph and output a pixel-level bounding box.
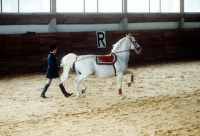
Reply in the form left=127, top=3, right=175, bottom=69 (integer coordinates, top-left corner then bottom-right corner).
left=0, top=28, right=200, bottom=75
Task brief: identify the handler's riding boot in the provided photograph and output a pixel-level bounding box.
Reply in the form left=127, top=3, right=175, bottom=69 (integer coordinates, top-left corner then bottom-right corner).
left=40, top=84, right=50, bottom=98
left=59, top=83, right=73, bottom=97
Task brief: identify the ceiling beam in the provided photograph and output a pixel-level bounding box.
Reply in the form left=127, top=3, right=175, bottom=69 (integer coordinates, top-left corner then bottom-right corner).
left=0, top=13, right=200, bottom=19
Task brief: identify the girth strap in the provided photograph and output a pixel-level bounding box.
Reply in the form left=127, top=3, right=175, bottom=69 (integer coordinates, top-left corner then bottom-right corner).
left=113, top=64, right=116, bottom=76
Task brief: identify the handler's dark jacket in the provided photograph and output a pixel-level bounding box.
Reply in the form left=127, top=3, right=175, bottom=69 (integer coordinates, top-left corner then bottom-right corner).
left=46, top=53, right=59, bottom=78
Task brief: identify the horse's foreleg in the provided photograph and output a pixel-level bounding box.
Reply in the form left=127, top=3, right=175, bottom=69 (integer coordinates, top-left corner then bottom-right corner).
left=117, top=73, right=123, bottom=95
left=124, top=70, right=134, bottom=87
left=74, top=76, right=81, bottom=97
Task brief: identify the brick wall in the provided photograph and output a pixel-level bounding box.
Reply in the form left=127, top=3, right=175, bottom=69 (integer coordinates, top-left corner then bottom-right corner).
left=0, top=29, right=200, bottom=75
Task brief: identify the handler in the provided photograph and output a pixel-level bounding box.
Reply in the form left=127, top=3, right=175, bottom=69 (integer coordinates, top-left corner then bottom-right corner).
left=40, top=44, right=73, bottom=98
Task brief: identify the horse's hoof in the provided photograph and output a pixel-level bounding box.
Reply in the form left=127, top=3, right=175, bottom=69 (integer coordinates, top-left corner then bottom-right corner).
left=76, top=95, right=85, bottom=98
left=127, top=82, right=131, bottom=87
left=118, top=94, right=126, bottom=99
left=127, top=81, right=135, bottom=87
left=76, top=96, right=81, bottom=99
left=80, top=95, right=85, bottom=98
left=82, top=89, right=86, bottom=94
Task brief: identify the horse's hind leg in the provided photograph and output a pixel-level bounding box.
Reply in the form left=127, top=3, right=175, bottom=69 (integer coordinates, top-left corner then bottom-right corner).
left=124, top=70, right=134, bottom=87
left=74, top=74, right=89, bottom=98
left=80, top=81, right=87, bottom=94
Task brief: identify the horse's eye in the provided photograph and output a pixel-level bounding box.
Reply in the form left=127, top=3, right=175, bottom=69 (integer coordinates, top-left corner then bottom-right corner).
left=135, top=41, right=137, bottom=43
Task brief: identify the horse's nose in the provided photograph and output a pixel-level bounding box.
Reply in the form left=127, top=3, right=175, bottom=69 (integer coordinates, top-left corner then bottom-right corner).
left=138, top=47, right=142, bottom=54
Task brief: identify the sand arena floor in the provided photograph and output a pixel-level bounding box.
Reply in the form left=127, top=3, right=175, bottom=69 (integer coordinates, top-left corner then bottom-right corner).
left=0, top=60, right=200, bottom=136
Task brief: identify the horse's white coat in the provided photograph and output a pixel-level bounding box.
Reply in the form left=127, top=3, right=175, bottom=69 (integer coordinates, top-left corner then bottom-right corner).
left=60, top=34, right=142, bottom=97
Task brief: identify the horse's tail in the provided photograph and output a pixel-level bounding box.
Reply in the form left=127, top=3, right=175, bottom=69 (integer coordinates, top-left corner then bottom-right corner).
left=60, top=53, right=77, bottom=83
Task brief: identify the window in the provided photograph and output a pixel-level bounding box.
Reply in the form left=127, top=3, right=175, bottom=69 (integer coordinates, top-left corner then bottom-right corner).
left=150, top=0, right=160, bottom=12
left=98, top=0, right=122, bottom=12
left=127, top=0, right=149, bottom=13
left=0, top=0, right=1, bottom=12
left=85, top=0, right=97, bottom=12
left=57, top=0, right=84, bottom=12
left=185, top=0, right=200, bottom=12
left=19, top=0, right=50, bottom=12
left=2, top=0, right=18, bottom=12
left=128, top=0, right=180, bottom=13
left=161, top=0, right=180, bottom=13
left=57, top=0, right=122, bottom=13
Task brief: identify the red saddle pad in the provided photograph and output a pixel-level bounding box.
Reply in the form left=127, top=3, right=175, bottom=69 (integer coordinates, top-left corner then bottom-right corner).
left=96, top=53, right=117, bottom=65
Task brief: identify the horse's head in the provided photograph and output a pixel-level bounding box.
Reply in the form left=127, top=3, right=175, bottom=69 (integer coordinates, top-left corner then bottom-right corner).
left=127, top=33, right=142, bottom=54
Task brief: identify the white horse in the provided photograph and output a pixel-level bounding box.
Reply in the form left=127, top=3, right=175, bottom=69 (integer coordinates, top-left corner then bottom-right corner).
left=60, top=33, right=142, bottom=97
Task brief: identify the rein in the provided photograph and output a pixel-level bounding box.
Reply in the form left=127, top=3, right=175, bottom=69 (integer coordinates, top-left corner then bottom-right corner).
left=74, top=47, right=132, bottom=62
left=112, top=49, right=131, bottom=54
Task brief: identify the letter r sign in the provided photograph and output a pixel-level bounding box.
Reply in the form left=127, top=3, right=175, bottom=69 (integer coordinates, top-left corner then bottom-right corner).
left=96, top=31, right=106, bottom=48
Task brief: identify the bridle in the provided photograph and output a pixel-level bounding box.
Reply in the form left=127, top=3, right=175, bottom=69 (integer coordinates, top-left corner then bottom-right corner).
left=113, top=36, right=141, bottom=54
left=128, top=37, right=142, bottom=53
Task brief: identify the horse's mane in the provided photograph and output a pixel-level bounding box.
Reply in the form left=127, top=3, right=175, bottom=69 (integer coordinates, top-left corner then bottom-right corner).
left=112, top=37, right=126, bottom=52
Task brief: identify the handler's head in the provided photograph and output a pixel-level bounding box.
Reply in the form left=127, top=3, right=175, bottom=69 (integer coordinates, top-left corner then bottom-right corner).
left=50, top=44, right=57, bottom=52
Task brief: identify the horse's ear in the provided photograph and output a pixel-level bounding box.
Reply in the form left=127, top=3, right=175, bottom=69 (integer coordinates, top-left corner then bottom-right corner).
left=128, top=33, right=132, bottom=37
